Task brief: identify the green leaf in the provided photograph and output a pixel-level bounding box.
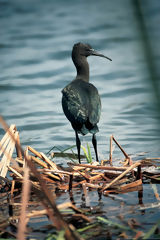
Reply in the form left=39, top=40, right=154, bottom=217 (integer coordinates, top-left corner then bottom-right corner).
left=87, top=143, right=92, bottom=163
left=46, top=230, right=65, bottom=240
left=143, top=220, right=160, bottom=239
left=97, top=216, right=130, bottom=231
left=81, top=145, right=89, bottom=161
left=77, top=223, right=98, bottom=233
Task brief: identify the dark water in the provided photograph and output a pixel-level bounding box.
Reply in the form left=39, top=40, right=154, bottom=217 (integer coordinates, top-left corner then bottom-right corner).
left=0, top=0, right=160, bottom=238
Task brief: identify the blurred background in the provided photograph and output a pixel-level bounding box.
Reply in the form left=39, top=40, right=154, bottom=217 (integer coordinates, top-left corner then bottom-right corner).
left=0, top=0, right=160, bottom=163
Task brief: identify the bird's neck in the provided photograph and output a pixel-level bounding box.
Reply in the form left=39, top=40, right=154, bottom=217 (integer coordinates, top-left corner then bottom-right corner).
left=74, top=57, right=89, bottom=82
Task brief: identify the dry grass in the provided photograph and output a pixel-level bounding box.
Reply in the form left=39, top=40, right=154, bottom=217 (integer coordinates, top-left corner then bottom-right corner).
left=0, top=117, right=160, bottom=239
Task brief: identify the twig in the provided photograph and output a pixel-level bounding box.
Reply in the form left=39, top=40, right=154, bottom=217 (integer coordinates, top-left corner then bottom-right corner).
left=40, top=152, right=63, bottom=180
left=70, top=163, right=128, bottom=171
left=15, top=131, right=23, bottom=159
left=136, top=165, right=142, bottom=180
left=112, top=136, right=130, bottom=160
left=72, top=173, right=105, bottom=188
left=28, top=146, right=42, bottom=159
left=101, top=162, right=141, bottom=192
left=40, top=169, right=73, bottom=175
left=84, top=182, right=101, bottom=189
left=109, top=135, right=113, bottom=166
left=72, top=213, right=92, bottom=223
left=151, top=184, right=160, bottom=201
left=0, top=128, right=18, bottom=177
left=69, top=175, right=73, bottom=192
left=0, top=124, right=15, bottom=155
left=0, top=116, right=78, bottom=240
left=31, top=155, right=48, bottom=168
left=8, top=166, right=23, bottom=179
left=40, top=152, right=58, bottom=170
left=17, top=166, right=31, bottom=240
left=11, top=180, right=15, bottom=199
left=120, top=179, right=142, bottom=191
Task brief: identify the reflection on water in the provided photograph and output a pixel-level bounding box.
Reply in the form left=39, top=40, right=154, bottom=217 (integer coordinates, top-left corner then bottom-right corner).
left=0, top=0, right=160, bottom=237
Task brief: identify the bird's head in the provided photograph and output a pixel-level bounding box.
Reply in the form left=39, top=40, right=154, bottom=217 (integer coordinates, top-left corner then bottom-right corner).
left=72, top=42, right=112, bottom=61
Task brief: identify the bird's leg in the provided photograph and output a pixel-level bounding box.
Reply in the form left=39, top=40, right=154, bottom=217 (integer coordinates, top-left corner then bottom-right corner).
left=75, top=131, right=81, bottom=163
left=92, top=133, right=99, bottom=162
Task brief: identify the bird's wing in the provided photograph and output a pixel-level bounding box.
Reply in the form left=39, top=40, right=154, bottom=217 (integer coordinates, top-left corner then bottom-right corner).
left=62, top=84, right=87, bottom=125
left=87, top=84, right=101, bottom=125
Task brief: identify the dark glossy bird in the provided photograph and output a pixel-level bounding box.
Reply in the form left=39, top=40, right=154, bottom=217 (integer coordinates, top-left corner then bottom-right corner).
left=62, top=42, right=112, bottom=163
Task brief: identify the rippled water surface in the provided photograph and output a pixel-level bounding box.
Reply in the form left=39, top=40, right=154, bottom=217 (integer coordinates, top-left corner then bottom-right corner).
left=0, top=0, right=160, bottom=237
left=1, top=0, right=160, bottom=159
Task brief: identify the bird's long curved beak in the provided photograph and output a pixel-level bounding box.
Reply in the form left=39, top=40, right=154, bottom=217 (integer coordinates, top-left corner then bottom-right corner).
left=90, top=49, right=112, bottom=61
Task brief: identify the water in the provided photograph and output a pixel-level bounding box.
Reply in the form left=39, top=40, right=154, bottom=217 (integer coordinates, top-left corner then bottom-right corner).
left=0, top=0, right=160, bottom=237
left=0, top=0, right=159, bottom=159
